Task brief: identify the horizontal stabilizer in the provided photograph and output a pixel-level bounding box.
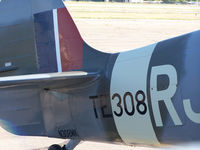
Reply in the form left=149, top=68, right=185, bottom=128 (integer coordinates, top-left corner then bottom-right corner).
left=0, top=71, right=99, bottom=90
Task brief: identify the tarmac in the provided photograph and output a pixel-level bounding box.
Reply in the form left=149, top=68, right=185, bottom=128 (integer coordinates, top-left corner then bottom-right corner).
left=0, top=18, right=199, bottom=150
left=74, top=19, right=200, bottom=52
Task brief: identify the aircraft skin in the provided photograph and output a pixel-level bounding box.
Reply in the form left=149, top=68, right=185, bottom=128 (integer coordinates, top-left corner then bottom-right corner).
left=0, top=0, right=200, bottom=148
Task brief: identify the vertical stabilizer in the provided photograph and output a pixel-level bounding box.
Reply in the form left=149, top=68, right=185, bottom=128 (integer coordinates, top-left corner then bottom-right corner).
left=0, top=0, right=84, bottom=76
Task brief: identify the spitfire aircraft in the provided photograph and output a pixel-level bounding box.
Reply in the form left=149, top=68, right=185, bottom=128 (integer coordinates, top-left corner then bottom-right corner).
left=0, top=0, right=199, bottom=150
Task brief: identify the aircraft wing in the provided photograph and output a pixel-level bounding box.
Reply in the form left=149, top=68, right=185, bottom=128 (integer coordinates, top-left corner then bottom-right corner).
left=0, top=71, right=100, bottom=90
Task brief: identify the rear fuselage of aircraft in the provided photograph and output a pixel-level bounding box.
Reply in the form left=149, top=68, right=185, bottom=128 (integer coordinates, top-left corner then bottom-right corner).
left=0, top=0, right=199, bottom=148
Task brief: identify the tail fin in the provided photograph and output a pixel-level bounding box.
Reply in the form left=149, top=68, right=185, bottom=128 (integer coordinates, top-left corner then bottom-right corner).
left=0, top=0, right=103, bottom=77
left=34, top=1, right=109, bottom=74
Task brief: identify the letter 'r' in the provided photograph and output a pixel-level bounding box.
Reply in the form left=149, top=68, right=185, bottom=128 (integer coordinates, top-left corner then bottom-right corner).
left=150, top=65, right=182, bottom=127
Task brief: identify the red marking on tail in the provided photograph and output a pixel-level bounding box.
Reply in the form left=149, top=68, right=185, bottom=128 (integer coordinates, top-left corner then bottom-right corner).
left=57, top=8, right=83, bottom=71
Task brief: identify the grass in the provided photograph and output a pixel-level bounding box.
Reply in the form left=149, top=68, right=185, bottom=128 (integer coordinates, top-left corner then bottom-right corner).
left=64, top=1, right=200, bottom=20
